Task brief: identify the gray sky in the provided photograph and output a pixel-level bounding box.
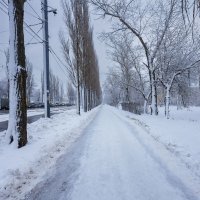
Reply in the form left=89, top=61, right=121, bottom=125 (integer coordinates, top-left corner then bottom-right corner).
left=0, top=0, right=110, bottom=90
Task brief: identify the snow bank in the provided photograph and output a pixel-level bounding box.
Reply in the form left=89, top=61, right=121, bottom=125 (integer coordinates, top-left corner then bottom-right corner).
left=117, top=106, right=200, bottom=179
left=108, top=105, right=200, bottom=198
left=0, top=107, right=99, bottom=200
left=0, top=107, right=72, bottom=122
left=0, top=110, right=43, bottom=122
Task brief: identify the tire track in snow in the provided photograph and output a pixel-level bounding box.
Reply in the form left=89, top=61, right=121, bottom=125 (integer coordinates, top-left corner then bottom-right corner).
left=110, top=107, right=200, bottom=200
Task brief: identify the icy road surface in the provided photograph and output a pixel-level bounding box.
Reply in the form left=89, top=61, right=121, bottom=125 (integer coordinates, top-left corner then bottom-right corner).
left=25, top=105, right=199, bottom=200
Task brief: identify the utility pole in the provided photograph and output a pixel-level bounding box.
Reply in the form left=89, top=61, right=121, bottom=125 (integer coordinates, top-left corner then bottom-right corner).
left=42, top=0, right=50, bottom=118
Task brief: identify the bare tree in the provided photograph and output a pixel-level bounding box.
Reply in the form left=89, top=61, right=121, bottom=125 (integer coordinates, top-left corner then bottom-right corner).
left=41, top=71, right=44, bottom=103
left=67, top=82, right=76, bottom=105
left=60, top=82, right=64, bottom=103
left=0, top=79, right=9, bottom=99
left=61, top=0, right=83, bottom=115
left=4, top=49, right=9, bottom=99
left=91, top=0, right=179, bottom=115
left=49, top=69, right=61, bottom=104
left=181, top=0, right=200, bottom=23
left=110, top=34, right=133, bottom=102
left=104, top=68, right=123, bottom=106
left=26, top=59, right=34, bottom=106
left=61, top=0, right=101, bottom=113
left=105, top=32, right=151, bottom=113
left=6, top=0, right=27, bottom=148
left=157, top=22, right=200, bottom=118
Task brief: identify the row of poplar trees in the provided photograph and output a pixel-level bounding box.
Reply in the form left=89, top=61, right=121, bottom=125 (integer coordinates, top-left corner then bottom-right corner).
left=60, top=0, right=102, bottom=115
left=6, top=0, right=101, bottom=148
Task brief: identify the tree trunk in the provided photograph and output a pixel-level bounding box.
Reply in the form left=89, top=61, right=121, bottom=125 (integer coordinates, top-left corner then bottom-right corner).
left=165, top=86, right=170, bottom=119
left=6, top=0, right=27, bottom=148
left=143, top=99, right=147, bottom=114
left=76, top=83, right=81, bottom=115
left=125, top=87, right=130, bottom=103
left=83, top=86, right=87, bottom=112
left=87, top=88, right=89, bottom=111
left=88, top=89, right=91, bottom=110
left=150, top=70, right=158, bottom=115
left=75, top=0, right=81, bottom=115
left=5, top=50, right=10, bottom=99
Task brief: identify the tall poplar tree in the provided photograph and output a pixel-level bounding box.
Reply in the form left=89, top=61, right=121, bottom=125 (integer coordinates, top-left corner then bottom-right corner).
left=6, top=0, right=27, bottom=148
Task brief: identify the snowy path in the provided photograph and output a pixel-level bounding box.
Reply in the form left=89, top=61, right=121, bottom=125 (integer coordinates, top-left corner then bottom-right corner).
left=25, top=105, right=199, bottom=200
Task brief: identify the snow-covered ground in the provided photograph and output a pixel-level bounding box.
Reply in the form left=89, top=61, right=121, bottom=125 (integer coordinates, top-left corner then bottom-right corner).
left=0, top=105, right=200, bottom=200
left=0, top=106, right=73, bottom=122
left=24, top=105, right=200, bottom=200
left=0, top=109, right=42, bottom=122
left=119, top=106, right=200, bottom=180
left=68, top=106, right=200, bottom=200
left=0, top=107, right=99, bottom=200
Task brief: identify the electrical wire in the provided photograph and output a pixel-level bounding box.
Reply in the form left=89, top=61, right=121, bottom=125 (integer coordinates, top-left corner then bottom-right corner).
left=0, top=4, right=44, bottom=45
left=25, top=26, right=43, bottom=46
left=2, top=0, right=42, bottom=21
left=26, top=1, right=43, bottom=21
left=49, top=46, right=68, bottom=69
left=49, top=48, right=69, bottom=77
left=0, top=5, right=7, bottom=15
left=0, top=3, right=68, bottom=79
left=0, top=1, right=7, bottom=10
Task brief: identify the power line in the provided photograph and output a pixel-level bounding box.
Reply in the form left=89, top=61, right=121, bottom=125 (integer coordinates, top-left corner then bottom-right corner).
left=49, top=47, right=68, bottom=69
left=24, top=26, right=44, bottom=44
left=26, top=41, right=43, bottom=46
left=29, top=22, right=43, bottom=27
left=1, top=1, right=56, bottom=46
left=26, top=1, right=43, bottom=21
left=0, top=5, right=7, bottom=15
left=25, top=20, right=43, bottom=42
left=25, top=26, right=43, bottom=46
left=1, top=2, right=67, bottom=78
left=0, top=4, right=44, bottom=45
left=25, top=10, right=43, bottom=20
left=49, top=49, right=69, bottom=78
left=49, top=47, right=71, bottom=75
left=0, top=1, right=7, bottom=10
left=1, top=1, right=44, bottom=42
left=2, top=0, right=42, bottom=21
left=24, top=22, right=44, bottom=43
left=1, top=0, right=7, bottom=6
left=0, top=2, right=65, bottom=74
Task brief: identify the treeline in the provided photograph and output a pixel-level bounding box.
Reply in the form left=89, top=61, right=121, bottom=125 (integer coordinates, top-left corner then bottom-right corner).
left=41, top=70, right=65, bottom=105
left=0, top=56, right=75, bottom=107
left=0, top=50, right=35, bottom=107
left=1, top=0, right=101, bottom=148
left=92, top=0, right=200, bottom=118
left=60, top=0, right=102, bottom=114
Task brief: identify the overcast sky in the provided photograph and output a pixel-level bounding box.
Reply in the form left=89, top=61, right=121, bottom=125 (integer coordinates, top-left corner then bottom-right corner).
left=0, top=0, right=110, bottom=90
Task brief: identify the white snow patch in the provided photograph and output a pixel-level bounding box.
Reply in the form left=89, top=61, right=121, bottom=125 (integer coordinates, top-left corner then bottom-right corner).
left=0, top=107, right=71, bottom=122
left=69, top=105, right=200, bottom=200
left=0, top=107, right=99, bottom=200
left=117, top=106, right=200, bottom=181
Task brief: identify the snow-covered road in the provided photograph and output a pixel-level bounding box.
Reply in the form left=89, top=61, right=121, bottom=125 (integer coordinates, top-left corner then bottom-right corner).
left=25, top=105, right=199, bottom=200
